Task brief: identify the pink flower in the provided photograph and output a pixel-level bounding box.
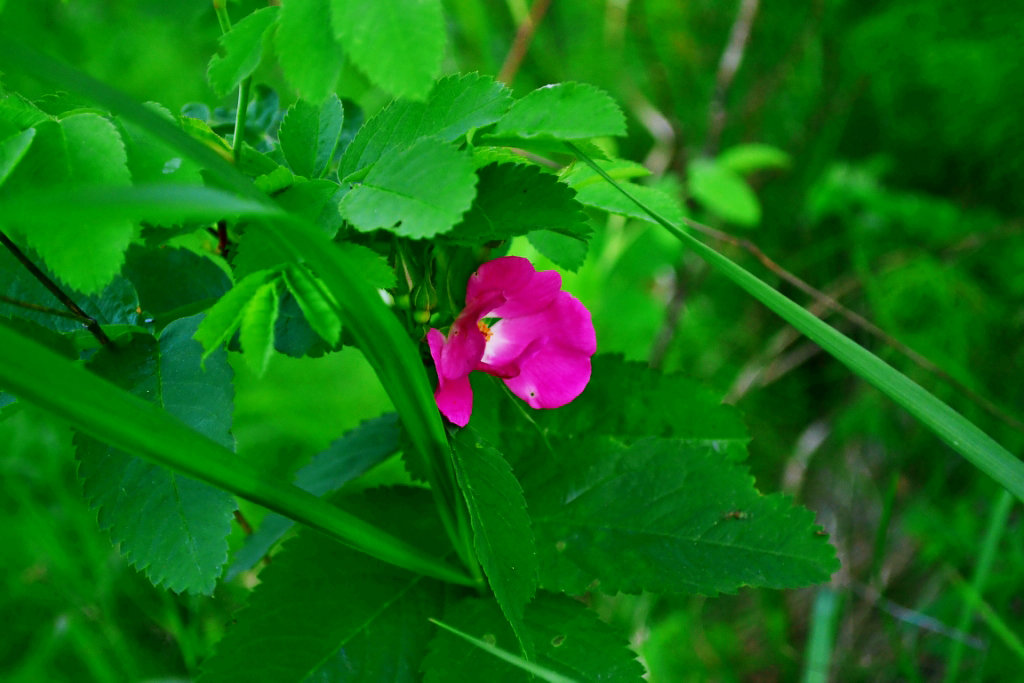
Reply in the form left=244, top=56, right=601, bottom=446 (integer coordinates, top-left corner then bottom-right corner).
left=427, top=256, right=596, bottom=426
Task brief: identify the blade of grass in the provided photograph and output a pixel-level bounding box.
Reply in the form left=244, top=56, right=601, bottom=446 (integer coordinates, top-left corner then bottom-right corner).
left=944, top=490, right=1015, bottom=681
left=566, top=142, right=1024, bottom=503
left=948, top=566, right=1024, bottom=663
left=428, top=618, right=578, bottom=683
left=0, top=320, right=472, bottom=587
left=802, top=588, right=840, bottom=683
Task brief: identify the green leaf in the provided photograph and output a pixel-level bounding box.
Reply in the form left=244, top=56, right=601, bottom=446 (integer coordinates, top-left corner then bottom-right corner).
left=238, top=279, right=280, bottom=376
left=535, top=355, right=750, bottom=460
left=273, top=178, right=345, bottom=236
left=447, top=163, right=589, bottom=245
left=491, top=82, right=626, bottom=141
left=521, top=436, right=839, bottom=595
left=451, top=429, right=538, bottom=658
left=569, top=142, right=1024, bottom=506
left=0, top=114, right=135, bottom=294
left=0, top=243, right=140, bottom=337
left=226, top=413, right=400, bottom=579
left=123, top=245, right=231, bottom=322
left=340, top=137, right=477, bottom=238
left=0, top=128, right=35, bottom=186
left=564, top=160, right=685, bottom=227
left=278, top=95, right=344, bottom=178
left=194, top=269, right=276, bottom=359
left=330, top=0, right=445, bottom=99
left=526, top=230, right=589, bottom=271
left=717, top=143, right=792, bottom=175
left=75, top=315, right=237, bottom=595
left=423, top=594, right=644, bottom=683
left=340, top=73, right=512, bottom=178
left=276, top=0, right=343, bottom=103
left=207, top=6, right=280, bottom=96
left=117, top=102, right=204, bottom=185
left=0, top=318, right=472, bottom=585
left=282, top=263, right=341, bottom=347
left=688, top=157, right=761, bottom=227
left=198, top=488, right=444, bottom=683
left=0, top=184, right=279, bottom=231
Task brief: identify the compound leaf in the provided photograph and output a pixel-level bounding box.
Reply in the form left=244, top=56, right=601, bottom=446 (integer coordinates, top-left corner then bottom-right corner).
left=194, top=269, right=277, bottom=360
left=238, top=278, right=280, bottom=376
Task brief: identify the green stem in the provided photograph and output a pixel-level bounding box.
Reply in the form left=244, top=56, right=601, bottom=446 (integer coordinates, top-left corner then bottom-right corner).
left=213, top=1, right=232, bottom=33
left=944, top=489, right=1014, bottom=681
left=566, top=142, right=1024, bottom=504
left=0, top=321, right=474, bottom=587
left=232, top=77, right=251, bottom=164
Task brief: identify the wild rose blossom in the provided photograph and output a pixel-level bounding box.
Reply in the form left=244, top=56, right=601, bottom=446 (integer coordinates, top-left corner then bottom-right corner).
left=427, top=256, right=596, bottom=426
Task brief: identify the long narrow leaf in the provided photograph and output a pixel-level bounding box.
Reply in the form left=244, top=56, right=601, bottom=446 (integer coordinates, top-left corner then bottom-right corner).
left=0, top=321, right=471, bottom=586
left=566, top=143, right=1024, bottom=503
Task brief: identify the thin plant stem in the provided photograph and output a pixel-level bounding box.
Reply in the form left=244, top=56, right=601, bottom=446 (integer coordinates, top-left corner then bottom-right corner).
left=232, top=78, right=251, bottom=164
left=497, top=0, right=553, bottom=84
left=801, top=587, right=840, bottom=683
left=944, top=489, right=1014, bottom=681
left=0, top=230, right=111, bottom=346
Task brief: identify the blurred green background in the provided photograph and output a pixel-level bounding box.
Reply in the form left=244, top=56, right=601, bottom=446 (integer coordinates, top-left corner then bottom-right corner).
left=2, top=0, right=1023, bottom=680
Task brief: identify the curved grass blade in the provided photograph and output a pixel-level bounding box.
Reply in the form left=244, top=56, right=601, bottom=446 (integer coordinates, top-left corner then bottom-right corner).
left=567, top=142, right=1024, bottom=503
left=0, top=320, right=472, bottom=587
left=428, top=618, right=577, bottom=683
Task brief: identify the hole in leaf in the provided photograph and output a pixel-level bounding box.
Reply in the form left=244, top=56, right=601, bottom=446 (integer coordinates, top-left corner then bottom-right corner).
left=551, top=634, right=566, bottom=647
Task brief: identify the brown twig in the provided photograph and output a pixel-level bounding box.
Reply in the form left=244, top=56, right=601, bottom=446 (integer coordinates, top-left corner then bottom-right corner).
left=233, top=509, right=254, bottom=535
left=0, top=230, right=111, bottom=346
left=704, top=0, right=761, bottom=156
left=0, top=294, right=84, bottom=320
left=686, top=217, right=1024, bottom=434
left=497, top=0, right=553, bottom=84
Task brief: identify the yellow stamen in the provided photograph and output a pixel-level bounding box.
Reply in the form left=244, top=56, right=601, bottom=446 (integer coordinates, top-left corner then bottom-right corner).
left=477, top=319, right=493, bottom=341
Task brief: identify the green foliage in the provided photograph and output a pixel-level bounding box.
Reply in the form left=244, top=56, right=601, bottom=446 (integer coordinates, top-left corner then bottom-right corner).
left=339, top=73, right=512, bottom=179
left=330, top=0, right=446, bottom=99
left=1, top=114, right=135, bottom=293
left=75, top=315, right=237, bottom=595
left=275, top=0, right=343, bottom=103
left=522, top=435, right=837, bottom=595
left=340, top=136, right=477, bottom=238
left=492, top=82, right=626, bottom=141
left=199, top=488, right=443, bottom=683
left=451, top=428, right=539, bottom=657
left=207, top=7, right=279, bottom=96
left=423, top=595, right=644, bottom=682
left=687, top=157, right=761, bottom=227
left=238, top=278, right=280, bottom=376
left=278, top=95, right=344, bottom=179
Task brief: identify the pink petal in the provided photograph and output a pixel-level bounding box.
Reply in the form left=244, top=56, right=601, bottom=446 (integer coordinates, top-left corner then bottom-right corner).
left=427, top=327, right=475, bottom=426
left=481, top=292, right=596, bottom=409
left=503, top=342, right=593, bottom=409
left=466, top=256, right=562, bottom=318
left=482, top=291, right=596, bottom=368
left=435, top=373, right=474, bottom=426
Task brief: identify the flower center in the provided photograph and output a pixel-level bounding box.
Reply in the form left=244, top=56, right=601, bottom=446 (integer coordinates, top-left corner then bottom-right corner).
left=477, top=319, right=493, bottom=341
